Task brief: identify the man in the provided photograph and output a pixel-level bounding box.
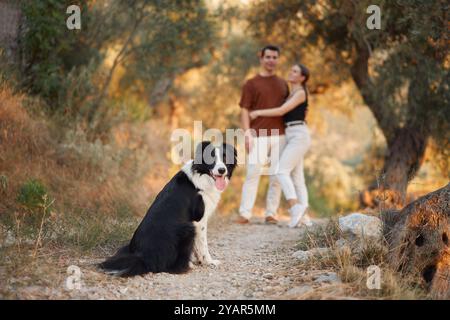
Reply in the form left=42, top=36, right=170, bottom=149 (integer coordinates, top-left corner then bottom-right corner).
left=236, top=45, right=288, bottom=225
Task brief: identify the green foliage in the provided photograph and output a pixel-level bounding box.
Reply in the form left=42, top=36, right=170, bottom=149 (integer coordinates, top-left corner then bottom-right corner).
left=116, top=0, right=217, bottom=99
left=305, top=154, right=362, bottom=214
left=306, top=182, right=333, bottom=217
left=248, top=0, right=449, bottom=190
left=16, top=179, right=52, bottom=211
left=15, top=0, right=218, bottom=134
left=57, top=60, right=99, bottom=119
left=20, top=0, right=93, bottom=106
left=183, top=33, right=262, bottom=129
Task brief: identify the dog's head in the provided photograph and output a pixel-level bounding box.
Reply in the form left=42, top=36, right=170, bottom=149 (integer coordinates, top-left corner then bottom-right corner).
left=192, top=141, right=237, bottom=192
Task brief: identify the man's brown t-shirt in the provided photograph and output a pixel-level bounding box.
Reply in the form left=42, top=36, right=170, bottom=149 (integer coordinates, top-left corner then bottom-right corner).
left=239, top=74, right=288, bottom=136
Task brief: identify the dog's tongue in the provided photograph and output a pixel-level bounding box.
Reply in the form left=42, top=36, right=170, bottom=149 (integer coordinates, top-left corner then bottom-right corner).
left=215, top=176, right=226, bottom=191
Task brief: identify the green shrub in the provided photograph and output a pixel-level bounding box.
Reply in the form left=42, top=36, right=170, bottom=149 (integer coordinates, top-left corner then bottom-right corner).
left=17, top=179, right=51, bottom=211
left=19, top=0, right=95, bottom=111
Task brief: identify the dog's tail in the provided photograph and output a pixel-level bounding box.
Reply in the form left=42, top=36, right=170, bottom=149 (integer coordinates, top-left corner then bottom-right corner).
left=98, top=245, right=147, bottom=277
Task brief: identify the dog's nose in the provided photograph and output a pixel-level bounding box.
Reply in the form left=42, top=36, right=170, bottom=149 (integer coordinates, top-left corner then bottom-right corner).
left=218, top=168, right=226, bottom=175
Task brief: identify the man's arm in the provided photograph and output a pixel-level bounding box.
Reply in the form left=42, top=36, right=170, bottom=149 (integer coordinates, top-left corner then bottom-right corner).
left=241, top=108, right=250, bottom=131
left=241, top=108, right=253, bottom=153
left=239, top=80, right=254, bottom=153
left=252, top=90, right=305, bottom=118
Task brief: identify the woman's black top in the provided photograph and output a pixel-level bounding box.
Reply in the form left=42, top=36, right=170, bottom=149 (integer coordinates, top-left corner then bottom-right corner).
left=283, top=90, right=308, bottom=123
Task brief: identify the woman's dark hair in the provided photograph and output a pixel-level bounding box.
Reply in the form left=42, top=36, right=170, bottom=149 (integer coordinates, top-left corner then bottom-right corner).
left=296, top=63, right=310, bottom=94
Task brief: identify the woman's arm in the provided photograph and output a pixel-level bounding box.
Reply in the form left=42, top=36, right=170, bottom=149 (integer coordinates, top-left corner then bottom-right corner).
left=250, top=90, right=306, bottom=119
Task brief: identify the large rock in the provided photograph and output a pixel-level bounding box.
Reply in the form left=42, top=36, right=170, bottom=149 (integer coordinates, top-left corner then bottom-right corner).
left=338, top=213, right=382, bottom=240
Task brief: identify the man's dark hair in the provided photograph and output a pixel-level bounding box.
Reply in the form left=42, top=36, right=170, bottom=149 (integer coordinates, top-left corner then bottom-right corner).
left=260, top=45, right=280, bottom=57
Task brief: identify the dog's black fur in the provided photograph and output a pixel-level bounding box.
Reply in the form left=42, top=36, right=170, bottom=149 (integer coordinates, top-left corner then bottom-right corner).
left=98, top=141, right=236, bottom=277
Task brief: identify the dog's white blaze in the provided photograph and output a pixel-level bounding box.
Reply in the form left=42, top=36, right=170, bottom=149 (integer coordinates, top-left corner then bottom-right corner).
left=212, top=147, right=227, bottom=176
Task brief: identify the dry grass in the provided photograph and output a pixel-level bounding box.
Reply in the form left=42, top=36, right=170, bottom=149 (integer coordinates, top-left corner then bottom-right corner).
left=0, top=85, right=171, bottom=287
left=294, top=220, right=429, bottom=300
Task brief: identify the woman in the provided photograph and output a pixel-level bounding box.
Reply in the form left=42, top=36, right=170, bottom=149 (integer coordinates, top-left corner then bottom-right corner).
left=249, top=63, right=312, bottom=228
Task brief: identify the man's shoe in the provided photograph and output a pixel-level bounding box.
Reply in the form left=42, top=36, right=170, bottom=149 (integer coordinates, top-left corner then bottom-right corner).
left=235, top=216, right=250, bottom=224
left=265, top=216, right=278, bottom=224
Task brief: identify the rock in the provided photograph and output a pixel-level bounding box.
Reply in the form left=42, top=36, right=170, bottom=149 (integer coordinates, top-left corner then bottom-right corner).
left=338, top=213, right=382, bottom=240
left=310, top=247, right=330, bottom=256
left=314, top=272, right=341, bottom=284
left=279, top=277, right=291, bottom=285
left=292, top=247, right=331, bottom=262
left=292, top=250, right=312, bottom=262
left=285, top=285, right=313, bottom=297
left=262, top=286, right=273, bottom=292
left=263, top=273, right=274, bottom=280
left=243, top=289, right=254, bottom=298
left=119, top=287, right=128, bottom=295
left=335, top=238, right=348, bottom=248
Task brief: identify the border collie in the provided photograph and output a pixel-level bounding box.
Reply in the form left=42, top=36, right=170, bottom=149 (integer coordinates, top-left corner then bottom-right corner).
left=99, top=141, right=237, bottom=277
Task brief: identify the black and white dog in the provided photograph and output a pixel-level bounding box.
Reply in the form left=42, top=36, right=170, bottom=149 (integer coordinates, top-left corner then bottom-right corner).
left=99, top=141, right=237, bottom=276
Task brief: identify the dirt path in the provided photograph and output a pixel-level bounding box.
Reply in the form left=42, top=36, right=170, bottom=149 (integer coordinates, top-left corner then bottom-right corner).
left=9, top=215, right=342, bottom=300
left=61, top=216, right=318, bottom=299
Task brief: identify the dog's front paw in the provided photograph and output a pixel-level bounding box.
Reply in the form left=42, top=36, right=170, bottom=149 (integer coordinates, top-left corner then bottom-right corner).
left=206, top=259, right=221, bottom=267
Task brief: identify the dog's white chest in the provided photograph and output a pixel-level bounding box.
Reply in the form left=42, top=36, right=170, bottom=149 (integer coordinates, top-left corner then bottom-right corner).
left=199, top=190, right=220, bottom=219
left=181, top=160, right=224, bottom=220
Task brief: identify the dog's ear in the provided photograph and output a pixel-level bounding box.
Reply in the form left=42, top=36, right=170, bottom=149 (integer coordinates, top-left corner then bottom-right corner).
left=223, top=143, right=237, bottom=173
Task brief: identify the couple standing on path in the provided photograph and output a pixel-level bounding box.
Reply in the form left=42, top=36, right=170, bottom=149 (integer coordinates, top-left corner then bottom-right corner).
left=236, top=45, right=312, bottom=228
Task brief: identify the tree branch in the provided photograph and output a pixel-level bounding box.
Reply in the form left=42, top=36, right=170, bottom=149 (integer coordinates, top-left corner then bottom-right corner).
left=350, top=42, right=395, bottom=142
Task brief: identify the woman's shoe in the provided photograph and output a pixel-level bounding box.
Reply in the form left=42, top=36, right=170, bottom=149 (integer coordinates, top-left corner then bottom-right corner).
left=288, top=204, right=307, bottom=228
left=301, top=213, right=313, bottom=227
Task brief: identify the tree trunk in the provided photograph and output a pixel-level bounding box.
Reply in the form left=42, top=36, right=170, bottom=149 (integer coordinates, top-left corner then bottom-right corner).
left=361, top=126, right=429, bottom=209
left=382, top=183, right=450, bottom=299
left=382, top=126, right=428, bottom=200
left=350, top=43, right=429, bottom=208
